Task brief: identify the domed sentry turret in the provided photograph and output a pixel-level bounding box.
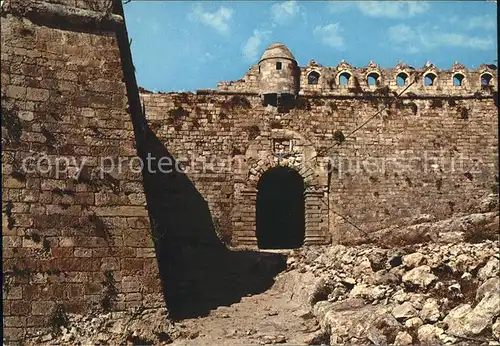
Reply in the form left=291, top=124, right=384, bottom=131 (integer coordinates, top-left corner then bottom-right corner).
left=258, top=43, right=299, bottom=108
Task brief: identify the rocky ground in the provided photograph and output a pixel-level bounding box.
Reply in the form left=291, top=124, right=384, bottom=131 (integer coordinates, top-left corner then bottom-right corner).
left=170, top=240, right=499, bottom=345
left=170, top=285, right=320, bottom=345
left=41, top=238, right=498, bottom=345
left=282, top=240, right=499, bottom=345
left=33, top=205, right=499, bottom=345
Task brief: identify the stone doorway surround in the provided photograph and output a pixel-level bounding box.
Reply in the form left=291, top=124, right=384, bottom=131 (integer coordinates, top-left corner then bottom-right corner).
left=232, top=129, right=330, bottom=247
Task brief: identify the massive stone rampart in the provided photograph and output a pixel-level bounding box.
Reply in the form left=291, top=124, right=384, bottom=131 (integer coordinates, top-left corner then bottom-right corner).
left=1, top=0, right=166, bottom=342
left=142, top=78, right=498, bottom=246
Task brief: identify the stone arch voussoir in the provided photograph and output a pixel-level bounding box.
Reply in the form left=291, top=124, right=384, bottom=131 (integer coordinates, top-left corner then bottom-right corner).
left=244, top=129, right=323, bottom=188
left=247, top=157, right=316, bottom=188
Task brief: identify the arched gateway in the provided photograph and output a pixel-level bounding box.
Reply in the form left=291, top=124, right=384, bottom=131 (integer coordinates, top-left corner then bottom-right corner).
left=256, top=166, right=305, bottom=249
left=232, top=129, right=330, bottom=248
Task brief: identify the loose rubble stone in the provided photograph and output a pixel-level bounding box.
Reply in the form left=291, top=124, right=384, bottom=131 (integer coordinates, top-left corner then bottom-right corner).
left=394, top=331, right=413, bottom=345
left=279, top=240, right=500, bottom=345
left=420, top=298, right=440, bottom=323
left=478, top=257, right=500, bottom=281
left=493, top=318, right=500, bottom=341
left=443, top=287, right=500, bottom=338
left=349, top=284, right=386, bottom=301
left=476, top=277, right=500, bottom=301
left=417, top=324, right=444, bottom=345
left=405, top=317, right=424, bottom=329
left=402, top=252, right=425, bottom=268
left=443, top=304, right=473, bottom=336
left=392, top=302, right=418, bottom=321
left=373, top=270, right=399, bottom=285
left=402, top=265, right=438, bottom=289
left=467, top=288, right=500, bottom=335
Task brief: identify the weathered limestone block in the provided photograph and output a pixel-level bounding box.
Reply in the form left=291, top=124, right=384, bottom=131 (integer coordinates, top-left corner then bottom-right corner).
left=402, top=266, right=437, bottom=289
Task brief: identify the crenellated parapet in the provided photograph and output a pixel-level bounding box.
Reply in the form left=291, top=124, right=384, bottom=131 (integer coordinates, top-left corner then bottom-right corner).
left=300, top=59, right=323, bottom=91
left=296, top=60, right=497, bottom=96
left=210, top=43, right=497, bottom=98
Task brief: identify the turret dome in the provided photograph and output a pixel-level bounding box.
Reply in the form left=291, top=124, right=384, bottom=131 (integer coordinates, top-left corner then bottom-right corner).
left=260, top=43, right=295, bottom=63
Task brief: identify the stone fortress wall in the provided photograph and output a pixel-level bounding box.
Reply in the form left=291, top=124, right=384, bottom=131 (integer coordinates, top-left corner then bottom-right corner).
left=1, top=0, right=166, bottom=342
left=142, top=43, right=498, bottom=247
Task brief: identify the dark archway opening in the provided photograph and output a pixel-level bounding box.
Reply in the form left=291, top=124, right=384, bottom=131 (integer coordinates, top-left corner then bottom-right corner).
left=256, top=166, right=305, bottom=249
left=308, top=71, right=320, bottom=85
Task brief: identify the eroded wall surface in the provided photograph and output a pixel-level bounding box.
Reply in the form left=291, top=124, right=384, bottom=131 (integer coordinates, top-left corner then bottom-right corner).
left=1, top=0, right=165, bottom=342
left=142, top=85, right=498, bottom=246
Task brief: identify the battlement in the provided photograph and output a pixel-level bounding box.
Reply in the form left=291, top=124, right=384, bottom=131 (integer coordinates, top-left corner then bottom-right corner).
left=298, top=60, right=497, bottom=96
left=211, top=43, right=497, bottom=97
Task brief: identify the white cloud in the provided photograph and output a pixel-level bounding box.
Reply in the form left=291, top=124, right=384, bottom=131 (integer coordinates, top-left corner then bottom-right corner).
left=357, top=1, right=430, bottom=18
left=405, top=2, right=431, bottom=16
left=327, top=2, right=354, bottom=13
left=271, top=1, right=301, bottom=25
left=313, top=23, right=344, bottom=48
left=242, top=29, right=271, bottom=62
left=327, top=1, right=430, bottom=18
left=448, top=14, right=497, bottom=30
left=188, top=4, right=233, bottom=34
left=434, top=33, right=493, bottom=50
left=388, top=24, right=494, bottom=52
left=467, top=15, right=497, bottom=30
left=388, top=24, right=418, bottom=43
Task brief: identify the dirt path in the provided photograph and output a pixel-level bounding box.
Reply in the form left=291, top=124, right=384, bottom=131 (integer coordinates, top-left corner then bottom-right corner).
left=171, top=283, right=320, bottom=345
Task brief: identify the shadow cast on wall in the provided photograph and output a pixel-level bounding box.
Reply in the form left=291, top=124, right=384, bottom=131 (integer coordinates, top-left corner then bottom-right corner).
left=114, top=1, right=286, bottom=319
left=136, top=119, right=287, bottom=320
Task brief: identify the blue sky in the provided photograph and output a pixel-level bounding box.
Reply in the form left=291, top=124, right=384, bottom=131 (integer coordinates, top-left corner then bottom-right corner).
left=123, top=1, right=498, bottom=92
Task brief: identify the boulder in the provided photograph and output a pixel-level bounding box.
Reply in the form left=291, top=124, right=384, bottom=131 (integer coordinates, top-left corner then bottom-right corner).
left=314, top=300, right=401, bottom=345
left=478, top=257, right=499, bottom=281
left=352, top=258, right=374, bottom=281
left=394, top=331, right=413, bottom=345
left=444, top=289, right=500, bottom=337
left=476, top=277, right=499, bottom=301
left=366, top=249, right=387, bottom=271
left=417, top=324, right=444, bottom=345
left=366, top=326, right=387, bottom=345
left=419, top=298, right=440, bottom=323
left=443, top=304, right=473, bottom=336
left=409, top=295, right=426, bottom=310
left=366, top=313, right=401, bottom=346
left=405, top=317, right=423, bottom=329
left=476, top=193, right=499, bottom=213
left=308, top=277, right=332, bottom=305
left=466, top=286, right=500, bottom=335
left=451, top=253, right=472, bottom=273
left=373, top=270, right=399, bottom=285
left=402, top=265, right=437, bottom=289
left=392, top=290, right=409, bottom=304
left=402, top=252, right=425, bottom=268
left=493, top=318, right=500, bottom=341
left=349, top=284, right=386, bottom=301
left=392, top=302, right=417, bottom=321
